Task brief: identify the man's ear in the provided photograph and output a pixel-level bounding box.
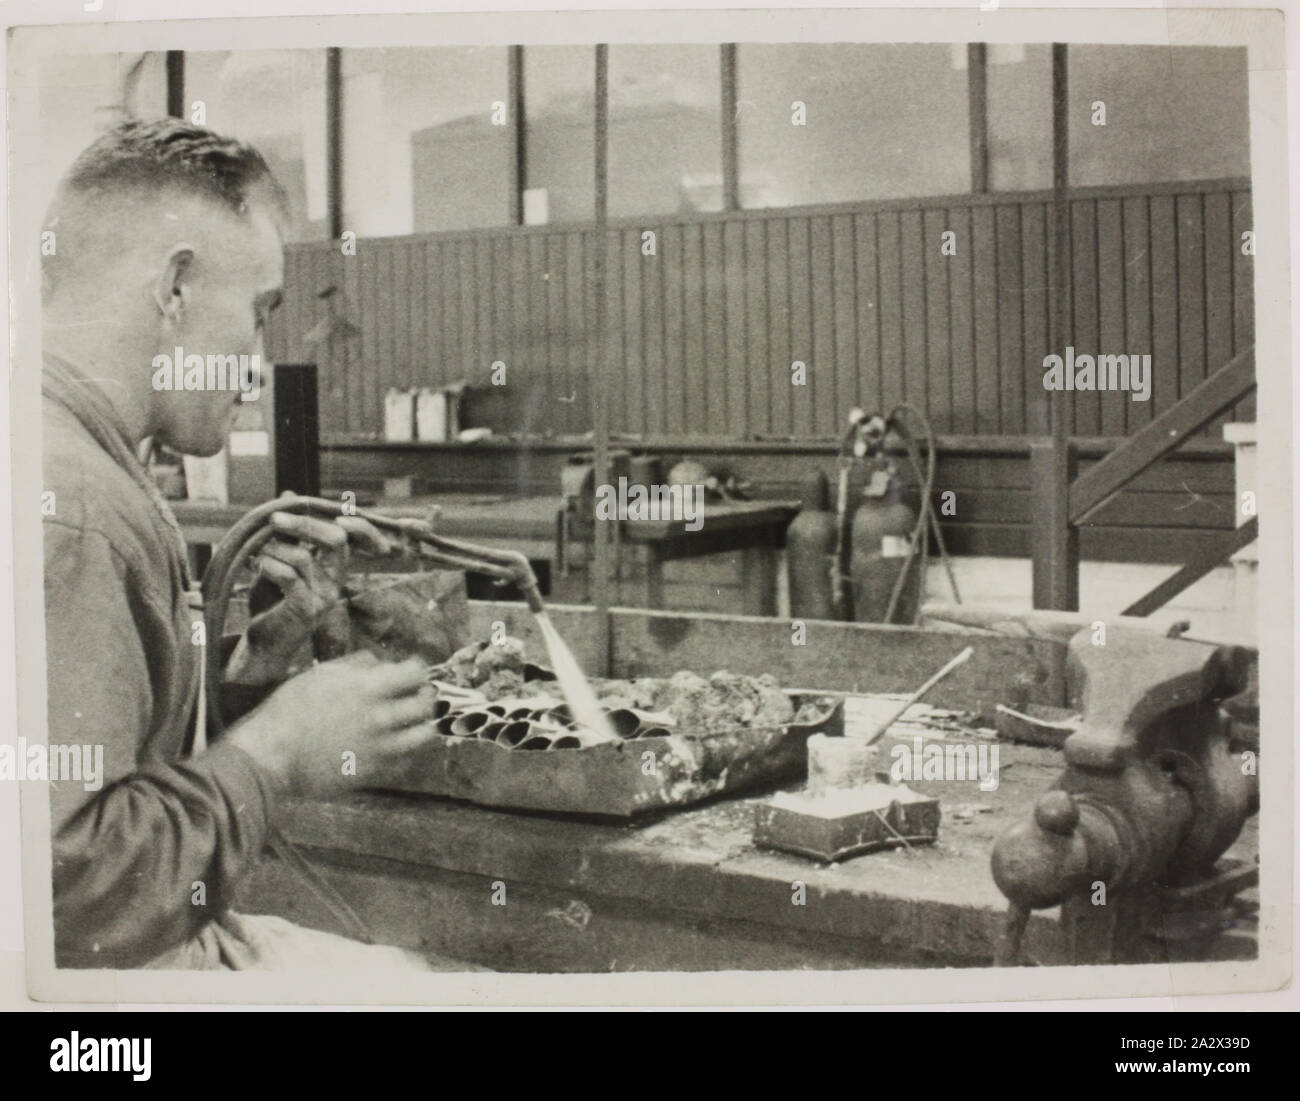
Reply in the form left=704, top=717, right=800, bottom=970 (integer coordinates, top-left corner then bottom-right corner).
left=153, top=244, right=195, bottom=322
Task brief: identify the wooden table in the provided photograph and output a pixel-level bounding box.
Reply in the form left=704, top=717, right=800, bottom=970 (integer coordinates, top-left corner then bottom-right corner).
left=238, top=743, right=1257, bottom=974
left=171, top=495, right=799, bottom=615
left=618, top=499, right=798, bottom=614
left=228, top=604, right=1254, bottom=973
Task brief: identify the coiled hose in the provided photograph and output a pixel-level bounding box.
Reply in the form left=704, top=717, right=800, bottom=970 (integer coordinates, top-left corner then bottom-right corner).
left=201, top=494, right=542, bottom=945
left=881, top=404, right=960, bottom=626
left=203, top=495, right=541, bottom=713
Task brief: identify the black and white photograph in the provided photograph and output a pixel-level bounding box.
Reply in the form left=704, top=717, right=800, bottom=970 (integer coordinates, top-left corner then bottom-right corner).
left=0, top=2, right=1293, bottom=1017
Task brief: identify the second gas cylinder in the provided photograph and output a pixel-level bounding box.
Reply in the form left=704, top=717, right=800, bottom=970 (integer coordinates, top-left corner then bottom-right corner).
left=849, top=462, right=922, bottom=624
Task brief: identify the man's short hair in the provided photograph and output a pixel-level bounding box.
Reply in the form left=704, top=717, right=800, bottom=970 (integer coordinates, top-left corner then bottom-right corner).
left=57, top=116, right=288, bottom=218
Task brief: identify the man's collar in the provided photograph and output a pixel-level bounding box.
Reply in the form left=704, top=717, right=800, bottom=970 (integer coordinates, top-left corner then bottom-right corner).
left=42, top=351, right=139, bottom=457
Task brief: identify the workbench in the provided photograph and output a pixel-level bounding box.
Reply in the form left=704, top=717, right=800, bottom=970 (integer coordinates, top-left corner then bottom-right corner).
left=238, top=739, right=1257, bottom=973
left=230, top=602, right=1257, bottom=972
left=171, top=494, right=799, bottom=615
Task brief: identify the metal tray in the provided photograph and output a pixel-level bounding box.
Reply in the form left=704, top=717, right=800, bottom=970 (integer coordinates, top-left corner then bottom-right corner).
left=385, top=696, right=844, bottom=817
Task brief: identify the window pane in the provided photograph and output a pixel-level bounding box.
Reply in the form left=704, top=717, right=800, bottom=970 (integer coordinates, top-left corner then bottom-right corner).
left=524, top=45, right=595, bottom=225
left=737, top=44, right=970, bottom=207
left=37, top=52, right=168, bottom=201
left=343, top=47, right=512, bottom=236
left=185, top=49, right=328, bottom=242
left=986, top=44, right=1052, bottom=191
left=608, top=44, right=722, bottom=217
left=1069, top=46, right=1250, bottom=186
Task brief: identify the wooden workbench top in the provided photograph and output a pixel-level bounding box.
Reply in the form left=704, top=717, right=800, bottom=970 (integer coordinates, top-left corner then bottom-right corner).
left=271, top=738, right=1051, bottom=965
left=231, top=604, right=1253, bottom=970
left=253, top=734, right=1256, bottom=970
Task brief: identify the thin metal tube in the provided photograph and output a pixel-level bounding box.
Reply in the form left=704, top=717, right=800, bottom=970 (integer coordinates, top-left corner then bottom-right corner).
left=496, top=721, right=532, bottom=748
left=591, top=43, right=612, bottom=675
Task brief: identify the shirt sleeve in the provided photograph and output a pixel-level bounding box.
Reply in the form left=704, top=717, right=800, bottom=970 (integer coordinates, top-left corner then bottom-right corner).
left=44, top=521, right=278, bottom=969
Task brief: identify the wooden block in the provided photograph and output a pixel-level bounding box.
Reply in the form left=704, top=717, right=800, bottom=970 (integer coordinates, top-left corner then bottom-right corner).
left=753, top=782, right=940, bottom=862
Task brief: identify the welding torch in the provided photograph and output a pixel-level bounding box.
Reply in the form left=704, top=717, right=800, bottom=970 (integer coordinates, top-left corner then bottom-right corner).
left=199, top=492, right=552, bottom=946
left=202, top=493, right=545, bottom=741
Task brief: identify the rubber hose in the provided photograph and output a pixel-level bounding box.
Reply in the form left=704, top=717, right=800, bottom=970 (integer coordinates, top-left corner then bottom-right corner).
left=831, top=419, right=861, bottom=619
left=883, top=404, right=960, bottom=625
left=883, top=406, right=935, bottom=625
left=200, top=496, right=380, bottom=943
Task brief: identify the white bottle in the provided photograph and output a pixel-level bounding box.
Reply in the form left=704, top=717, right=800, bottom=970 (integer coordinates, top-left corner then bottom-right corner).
left=383, top=388, right=415, bottom=442
left=415, top=387, right=448, bottom=441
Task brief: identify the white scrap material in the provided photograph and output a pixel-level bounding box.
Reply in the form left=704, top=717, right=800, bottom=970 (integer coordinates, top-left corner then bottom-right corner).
left=770, top=782, right=929, bottom=819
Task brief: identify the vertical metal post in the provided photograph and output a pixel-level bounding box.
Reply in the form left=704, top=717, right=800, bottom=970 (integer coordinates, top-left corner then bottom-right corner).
left=165, top=51, right=184, bottom=119
left=1030, top=439, right=1078, bottom=609
left=1051, top=43, right=1070, bottom=440
left=590, top=44, right=613, bottom=675
left=720, top=43, right=740, bottom=212
left=508, top=45, right=526, bottom=226
left=1034, top=42, right=1079, bottom=610
left=967, top=43, right=988, bottom=194
left=326, top=47, right=343, bottom=242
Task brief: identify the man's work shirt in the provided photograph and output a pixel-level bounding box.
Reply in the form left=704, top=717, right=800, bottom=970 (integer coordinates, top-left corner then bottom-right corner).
left=42, top=356, right=276, bottom=968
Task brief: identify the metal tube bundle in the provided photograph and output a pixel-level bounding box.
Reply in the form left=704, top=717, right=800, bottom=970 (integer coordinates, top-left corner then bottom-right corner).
left=426, top=697, right=675, bottom=750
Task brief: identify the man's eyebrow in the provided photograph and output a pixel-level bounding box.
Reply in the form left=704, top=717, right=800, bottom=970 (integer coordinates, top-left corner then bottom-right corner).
left=256, top=289, right=283, bottom=312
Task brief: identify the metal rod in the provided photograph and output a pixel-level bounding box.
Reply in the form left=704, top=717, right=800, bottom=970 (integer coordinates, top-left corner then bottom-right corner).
left=165, top=51, right=184, bottom=119
left=720, top=44, right=740, bottom=212
left=1051, top=43, right=1070, bottom=446
left=326, top=47, right=343, bottom=242
left=967, top=43, right=988, bottom=194
left=508, top=45, right=526, bottom=226
left=590, top=43, right=612, bottom=676
left=1034, top=42, right=1079, bottom=611
left=860, top=646, right=975, bottom=745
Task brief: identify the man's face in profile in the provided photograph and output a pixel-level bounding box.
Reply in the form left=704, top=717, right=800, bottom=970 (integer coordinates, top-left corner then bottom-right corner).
left=153, top=199, right=285, bottom=457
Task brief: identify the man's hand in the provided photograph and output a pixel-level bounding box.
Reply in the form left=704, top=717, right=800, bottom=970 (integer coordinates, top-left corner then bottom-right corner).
left=225, top=650, right=439, bottom=796
left=225, top=509, right=394, bottom=686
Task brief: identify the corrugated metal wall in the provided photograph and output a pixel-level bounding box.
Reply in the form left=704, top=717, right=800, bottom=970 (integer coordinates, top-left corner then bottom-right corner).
left=265, top=178, right=1254, bottom=440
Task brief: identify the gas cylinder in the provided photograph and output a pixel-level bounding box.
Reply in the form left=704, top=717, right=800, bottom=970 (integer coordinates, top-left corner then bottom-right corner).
left=849, top=461, right=922, bottom=624
left=785, top=471, right=838, bottom=620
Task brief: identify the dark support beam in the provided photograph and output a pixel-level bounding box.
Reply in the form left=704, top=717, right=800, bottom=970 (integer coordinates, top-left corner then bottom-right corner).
left=967, top=43, right=988, bottom=194
left=1031, top=440, right=1079, bottom=612
left=165, top=51, right=184, bottom=119
left=508, top=45, right=526, bottom=226
left=1033, top=43, right=1077, bottom=610
left=1070, top=347, right=1256, bottom=523
left=1050, top=43, right=1070, bottom=441
left=326, top=47, right=343, bottom=241
left=591, top=44, right=612, bottom=675
left=720, top=44, right=740, bottom=212
left=1123, top=517, right=1257, bottom=617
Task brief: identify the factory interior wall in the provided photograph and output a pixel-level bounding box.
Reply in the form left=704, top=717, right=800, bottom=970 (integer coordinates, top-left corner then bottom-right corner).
left=266, top=178, right=1254, bottom=447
